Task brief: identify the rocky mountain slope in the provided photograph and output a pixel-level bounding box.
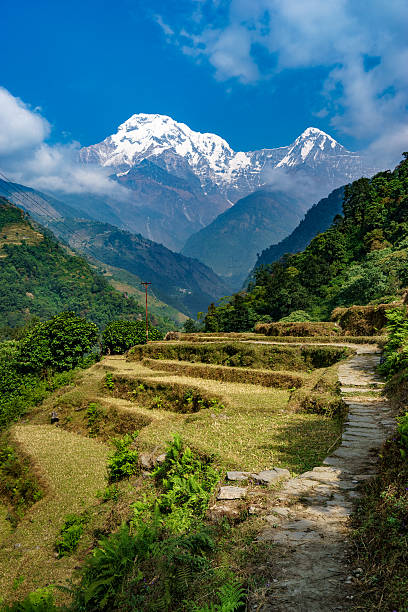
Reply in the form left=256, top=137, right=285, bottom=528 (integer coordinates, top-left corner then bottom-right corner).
left=76, top=114, right=377, bottom=250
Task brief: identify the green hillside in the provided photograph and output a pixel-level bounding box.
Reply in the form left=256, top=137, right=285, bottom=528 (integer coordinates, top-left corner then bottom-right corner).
left=182, top=189, right=305, bottom=288
left=205, top=154, right=408, bottom=330
left=253, top=186, right=345, bottom=270
left=47, top=218, right=230, bottom=317
left=0, top=198, right=160, bottom=333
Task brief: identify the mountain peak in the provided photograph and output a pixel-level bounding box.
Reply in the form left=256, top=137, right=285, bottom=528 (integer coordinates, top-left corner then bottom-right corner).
left=80, top=114, right=373, bottom=204
left=276, top=126, right=349, bottom=168
left=298, top=126, right=337, bottom=141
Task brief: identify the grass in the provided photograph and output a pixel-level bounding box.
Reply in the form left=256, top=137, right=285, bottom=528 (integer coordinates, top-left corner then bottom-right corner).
left=0, top=338, right=353, bottom=606
left=0, top=503, right=12, bottom=545
left=129, top=341, right=351, bottom=371
left=31, top=355, right=343, bottom=473
left=180, top=333, right=384, bottom=345
left=142, top=358, right=305, bottom=388
left=0, top=425, right=109, bottom=605
left=99, top=358, right=343, bottom=473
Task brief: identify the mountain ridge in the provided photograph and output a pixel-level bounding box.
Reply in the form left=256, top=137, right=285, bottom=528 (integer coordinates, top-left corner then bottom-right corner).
left=80, top=114, right=377, bottom=204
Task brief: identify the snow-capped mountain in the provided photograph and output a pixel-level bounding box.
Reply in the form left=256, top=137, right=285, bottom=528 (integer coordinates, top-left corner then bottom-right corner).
left=80, top=114, right=375, bottom=202
left=75, top=114, right=379, bottom=254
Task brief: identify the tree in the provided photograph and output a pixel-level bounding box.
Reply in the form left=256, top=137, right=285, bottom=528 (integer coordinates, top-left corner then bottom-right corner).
left=102, top=320, right=163, bottom=354
left=19, top=312, right=99, bottom=374
left=183, top=319, right=197, bottom=333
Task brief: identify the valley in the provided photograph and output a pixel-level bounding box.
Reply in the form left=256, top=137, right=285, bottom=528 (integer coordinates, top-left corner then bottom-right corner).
left=0, top=105, right=407, bottom=612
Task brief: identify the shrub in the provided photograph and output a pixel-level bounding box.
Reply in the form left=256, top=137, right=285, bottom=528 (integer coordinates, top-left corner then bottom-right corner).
left=18, top=312, right=98, bottom=374
left=254, top=321, right=338, bottom=337
left=107, top=433, right=139, bottom=482
left=73, top=522, right=157, bottom=611
left=331, top=304, right=395, bottom=336
left=397, top=412, right=408, bottom=458
left=102, top=320, right=163, bottom=354
left=279, top=310, right=314, bottom=322
left=55, top=513, right=89, bottom=558
left=1, top=586, right=57, bottom=611
left=188, top=580, right=245, bottom=611
left=0, top=444, right=43, bottom=522
left=153, top=434, right=219, bottom=527
left=86, top=402, right=106, bottom=436
left=379, top=308, right=408, bottom=378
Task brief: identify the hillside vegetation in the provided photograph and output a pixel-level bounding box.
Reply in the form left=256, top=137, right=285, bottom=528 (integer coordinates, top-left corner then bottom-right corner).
left=0, top=198, right=161, bottom=333
left=253, top=186, right=345, bottom=270
left=182, top=189, right=305, bottom=288
left=205, top=154, right=408, bottom=331
left=47, top=218, right=230, bottom=317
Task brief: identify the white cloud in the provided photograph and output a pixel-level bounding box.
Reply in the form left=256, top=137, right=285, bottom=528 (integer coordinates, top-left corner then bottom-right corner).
left=157, top=0, right=408, bottom=165
left=0, top=88, right=130, bottom=200
left=0, top=87, right=50, bottom=155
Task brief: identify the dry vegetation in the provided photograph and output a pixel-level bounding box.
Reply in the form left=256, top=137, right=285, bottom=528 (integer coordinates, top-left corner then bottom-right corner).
left=0, top=425, right=109, bottom=603
left=0, top=339, right=352, bottom=606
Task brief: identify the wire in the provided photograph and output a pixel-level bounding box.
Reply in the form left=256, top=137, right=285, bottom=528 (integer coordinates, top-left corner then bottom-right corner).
left=0, top=169, right=156, bottom=300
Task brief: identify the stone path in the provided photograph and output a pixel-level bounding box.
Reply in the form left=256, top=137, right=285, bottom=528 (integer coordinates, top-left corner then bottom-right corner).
left=250, top=346, right=395, bottom=611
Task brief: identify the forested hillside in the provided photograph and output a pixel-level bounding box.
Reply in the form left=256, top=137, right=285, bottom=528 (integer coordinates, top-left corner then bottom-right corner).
left=182, top=189, right=305, bottom=287
left=205, top=155, right=408, bottom=330
left=0, top=198, right=152, bottom=333
left=253, top=187, right=345, bottom=270
left=47, top=218, right=230, bottom=317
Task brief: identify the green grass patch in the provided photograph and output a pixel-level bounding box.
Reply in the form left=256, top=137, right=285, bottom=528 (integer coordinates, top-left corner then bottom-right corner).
left=106, top=373, right=226, bottom=414
left=142, top=358, right=305, bottom=389
left=129, top=341, right=351, bottom=371
left=55, top=513, right=89, bottom=558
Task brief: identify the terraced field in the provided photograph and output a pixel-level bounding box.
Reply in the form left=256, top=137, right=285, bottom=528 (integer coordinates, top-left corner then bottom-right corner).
left=0, top=426, right=109, bottom=603
left=0, top=333, right=367, bottom=605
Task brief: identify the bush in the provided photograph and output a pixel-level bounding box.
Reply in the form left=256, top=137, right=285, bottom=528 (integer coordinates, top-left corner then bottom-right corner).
left=153, top=434, right=219, bottom=528
left=0, top=444, right=43, bottom=523
left=107, top=433, right=139, bottom=482
left=254, top=321, right=339, bottom=337
left=279, top=310, right=314, bottom=322
left=102, top=320, right=163, bottom=354
left=1, top=586, right=57, bottom=611
left=18, top=312, right=98, bottom=374
left=331, top=304, right=395, bottom=336
left=55, top=513, right=88, bottom=558
left=379, top=308, right=408, bottom=378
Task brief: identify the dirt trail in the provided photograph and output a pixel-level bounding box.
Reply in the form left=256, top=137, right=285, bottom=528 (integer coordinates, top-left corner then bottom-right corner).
left=250, top=345, right=395, bottom=611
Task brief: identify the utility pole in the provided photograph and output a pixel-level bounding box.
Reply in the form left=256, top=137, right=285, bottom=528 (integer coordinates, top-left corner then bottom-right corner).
left=141, top=282, right=151, bottom=343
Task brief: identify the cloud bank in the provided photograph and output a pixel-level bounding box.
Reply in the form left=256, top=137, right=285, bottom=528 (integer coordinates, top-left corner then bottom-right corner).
left=0, top=87, right=130, bottom=200
left=156, top=0, right=408, bottom=165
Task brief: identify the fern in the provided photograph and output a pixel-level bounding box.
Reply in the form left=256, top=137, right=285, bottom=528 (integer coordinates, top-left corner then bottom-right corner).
left=72, top=522, right=158, bottom=611
left=188, top=580, right=245, bottom=612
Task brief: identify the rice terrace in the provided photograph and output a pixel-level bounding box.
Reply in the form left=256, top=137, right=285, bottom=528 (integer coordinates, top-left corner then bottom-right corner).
left=2, top=3, right=408, bottom=608
left=0, top=312, right=403, bottom=610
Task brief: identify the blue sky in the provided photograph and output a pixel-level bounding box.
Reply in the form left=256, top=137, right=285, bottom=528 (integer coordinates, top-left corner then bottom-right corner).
left=2, top=0, right=406, bottom=152
left=1, top=0, right=407, bottom=193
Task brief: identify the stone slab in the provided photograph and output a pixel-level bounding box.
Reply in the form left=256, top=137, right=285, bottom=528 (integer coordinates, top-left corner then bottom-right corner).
left=217, top=486, right=247, bottom=500
left=226, top=471, right=251, bottom=481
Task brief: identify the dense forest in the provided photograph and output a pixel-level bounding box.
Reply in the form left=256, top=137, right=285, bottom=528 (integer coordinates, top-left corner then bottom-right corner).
left=0, top=199, right=161, bottom=334
left=253, top=186, right=345, bottom=270
left=204, top=154, right=408, bottom=331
